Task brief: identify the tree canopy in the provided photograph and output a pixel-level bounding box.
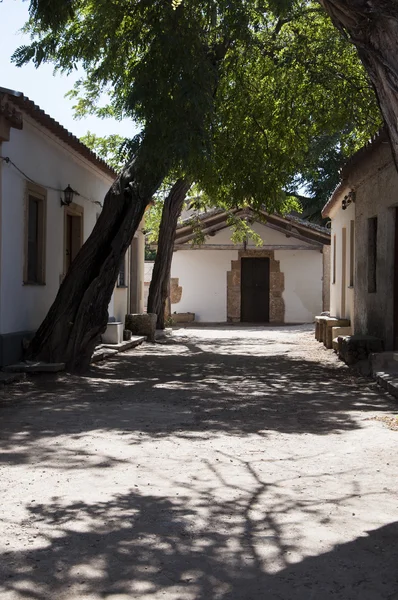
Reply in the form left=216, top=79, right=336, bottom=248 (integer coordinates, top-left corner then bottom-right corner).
left=16, top=0, right=380, bottom=213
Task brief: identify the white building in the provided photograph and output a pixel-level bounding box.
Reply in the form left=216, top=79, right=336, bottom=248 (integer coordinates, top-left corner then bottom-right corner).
left=170, top=207, right=330, bottom=324
left=0, top=87, right=144, bottom=365
left=322, top=128, right=398, bottom=350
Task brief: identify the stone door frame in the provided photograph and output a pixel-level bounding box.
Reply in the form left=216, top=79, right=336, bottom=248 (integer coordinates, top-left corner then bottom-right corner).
left=227, top=249, right=285, bottom=323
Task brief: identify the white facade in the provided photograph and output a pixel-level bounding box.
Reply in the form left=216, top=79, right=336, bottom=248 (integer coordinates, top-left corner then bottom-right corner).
left=171, top=220, right=325, bottom=323
left=0, top=89, right=144, bottom=364
left=326, top=195, right=355, bottom=324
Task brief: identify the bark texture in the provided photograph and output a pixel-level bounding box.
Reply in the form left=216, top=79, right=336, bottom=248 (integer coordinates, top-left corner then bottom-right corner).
left=319, top=0, right=398, bottom=167
left=26, top=159, right=164, bottom=372
left=147, top=178, right=191, bottom=329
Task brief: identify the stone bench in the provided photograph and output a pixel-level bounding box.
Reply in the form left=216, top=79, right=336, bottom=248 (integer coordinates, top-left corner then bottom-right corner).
left=323, top=318, right=351, bottom=349
left=315, top=316, right=328, bottom=342
left=338, top=335, right=383, bottom=366
left=315, top=316, right=350, bottom=347
left=332, top=326, right=352, bottom=351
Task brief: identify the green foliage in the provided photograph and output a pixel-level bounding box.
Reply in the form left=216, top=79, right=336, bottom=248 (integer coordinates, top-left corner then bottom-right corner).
left=227, top=214, right=263, bottom=247
left=80, top=132, right=127, bottom=171
left=144, top=198, right=165, bottom=244
left=17, top=0, right=381, bottom=217
left=145, top=245, right=156, bottom=261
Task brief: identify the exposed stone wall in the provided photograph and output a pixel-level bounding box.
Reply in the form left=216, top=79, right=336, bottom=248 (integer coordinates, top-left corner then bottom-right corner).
left=227, top=249, right=285, bottom=323
left=170, top=278, right=182, bottom=304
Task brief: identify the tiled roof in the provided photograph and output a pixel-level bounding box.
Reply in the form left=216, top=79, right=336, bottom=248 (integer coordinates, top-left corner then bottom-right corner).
left=178, top=206, right=329, bottom=236
left=176, top=206, right=330, bottom=245
left=0, top=86, right=117, bottom=179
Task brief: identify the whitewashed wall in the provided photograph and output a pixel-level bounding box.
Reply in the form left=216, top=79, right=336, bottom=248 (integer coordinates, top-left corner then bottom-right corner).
left=275, top=249, right=323, bottom=322
left=171, top=222, right=323, bottom=323
left=0, top=114, right=114, bottom=335
left=171, top=249, right=238, bottom=322
left=328, top=198, right=355, bottom=323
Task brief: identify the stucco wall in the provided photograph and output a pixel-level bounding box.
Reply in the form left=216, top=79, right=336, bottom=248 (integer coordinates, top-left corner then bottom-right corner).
left=328, top=200, right=355, bottom=323
left=171, top=222, right=323, bottom=323
left=171, top=249, right=238, bottom=322
left=275, top=249, right=323, bottom=322
left=322, top=245, right=330, bottom=312
left=0, top=115, right=114, bottom=335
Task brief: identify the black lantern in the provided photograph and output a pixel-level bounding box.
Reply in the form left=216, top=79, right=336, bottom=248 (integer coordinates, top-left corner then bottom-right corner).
left=61, top=184, right=75, bottom=207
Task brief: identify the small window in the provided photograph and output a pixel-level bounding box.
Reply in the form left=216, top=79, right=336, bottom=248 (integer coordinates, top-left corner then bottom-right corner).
left=349, top=220, right=355, bottom=287
left=332, top=235, right=336, bottom=284
left=368, top=217, right=377, bottom=293
left=117, top=253, right=127, bottom=287
left=24, top=185, right=46, bottom=284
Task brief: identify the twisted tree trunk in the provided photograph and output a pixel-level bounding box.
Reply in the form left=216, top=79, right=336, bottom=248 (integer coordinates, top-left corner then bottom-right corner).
left=147, top=178, right=191, bottom=329
left=320, top=0, right=398, bottom=166
left=26, top=158, right=166, bottom=372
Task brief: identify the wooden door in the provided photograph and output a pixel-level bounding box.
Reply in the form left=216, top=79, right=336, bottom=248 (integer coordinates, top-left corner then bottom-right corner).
left=241, top=257, right=270, bottom=322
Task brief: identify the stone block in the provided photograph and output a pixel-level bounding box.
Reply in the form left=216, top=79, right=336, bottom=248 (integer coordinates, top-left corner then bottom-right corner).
left=123, top=329, right=132, bottom=341
left=227, top=286, right=240, bottom=320
left=338, top=335, right=384, bottom=366
left=125, top=313, right=157, bottom=343
left=227, top=270, right=240, bottom=287
left=324, top=318, right=350, bottom=349
left=270, top=296, right=285, bottom=323
left=270, top=271, right=284, bottom=292
left=102, top=322, right=124, bottom=345
left=172, top=312, right=195, bottom=324
left=170, top=278, right=182, bottom=304
left=315, top=316, right=329, bottom=343
left=270, top=260, right=280, bottom=272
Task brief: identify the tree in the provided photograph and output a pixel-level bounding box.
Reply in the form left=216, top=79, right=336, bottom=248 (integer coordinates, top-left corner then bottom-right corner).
left=13, top=0, right=380, bottom=368
left=318, top=0, right=398, bottom=168
left=147, top=178, right=191, bottom=329
left=16, top=0, right=256, bottom=370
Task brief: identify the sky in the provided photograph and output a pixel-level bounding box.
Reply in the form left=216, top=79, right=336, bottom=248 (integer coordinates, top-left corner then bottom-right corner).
left=0, top=0, right=136, bottom=139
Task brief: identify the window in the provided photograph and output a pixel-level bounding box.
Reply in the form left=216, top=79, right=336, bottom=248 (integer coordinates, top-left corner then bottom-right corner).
left=368, top=217, right=377, bottom=293
left=332, top=235, right=336, bottom=284
left=349, top=220, right=355, bottom=287
left=117, top=252, right=127, bottom=287
left=24, top=184, right=46, bottom=284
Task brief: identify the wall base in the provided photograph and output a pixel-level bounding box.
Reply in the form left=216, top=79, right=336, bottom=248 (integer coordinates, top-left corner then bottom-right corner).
left=0, top=331, right=35, bottom=367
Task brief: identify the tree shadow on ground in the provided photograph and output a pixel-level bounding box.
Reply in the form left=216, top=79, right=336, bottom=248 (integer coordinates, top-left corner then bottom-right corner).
left=0, top=463, right=397, bottom=600
left=0, top=331, right=395, bottom=467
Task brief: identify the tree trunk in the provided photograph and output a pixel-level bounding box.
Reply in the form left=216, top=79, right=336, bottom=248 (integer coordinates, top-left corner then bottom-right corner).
left=147, top=178, right=191, bottom=329
left=26, top=158, right=166, bottom=372
left=319, top=0, right=398, bottom=167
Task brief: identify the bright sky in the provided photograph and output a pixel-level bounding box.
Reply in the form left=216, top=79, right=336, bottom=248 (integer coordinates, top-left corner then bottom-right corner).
left=0, top=0, right=136, bottom=139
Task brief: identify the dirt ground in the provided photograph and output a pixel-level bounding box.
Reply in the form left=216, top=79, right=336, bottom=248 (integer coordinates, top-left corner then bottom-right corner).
left=0, top=324, right=398, bottom=600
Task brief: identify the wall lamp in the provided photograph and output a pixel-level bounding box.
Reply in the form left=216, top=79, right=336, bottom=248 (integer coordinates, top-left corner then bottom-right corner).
left=60, top=184, right=76, bottom=207
left=342, top=190, right=356, bottom=210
